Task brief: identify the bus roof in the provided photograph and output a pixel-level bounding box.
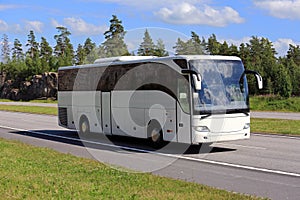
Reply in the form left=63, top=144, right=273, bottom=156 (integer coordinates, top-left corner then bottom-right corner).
left=58, top=55, right=242, bottom=71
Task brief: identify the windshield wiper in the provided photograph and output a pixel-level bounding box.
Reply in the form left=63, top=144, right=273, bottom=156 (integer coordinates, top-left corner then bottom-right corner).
left=226, top=109, right=249, bottom=116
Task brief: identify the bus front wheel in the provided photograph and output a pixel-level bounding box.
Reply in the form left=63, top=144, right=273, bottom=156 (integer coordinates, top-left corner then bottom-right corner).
left=147, top=121, right=163, bottom=147
left=79, top=116, right=90, bottom=134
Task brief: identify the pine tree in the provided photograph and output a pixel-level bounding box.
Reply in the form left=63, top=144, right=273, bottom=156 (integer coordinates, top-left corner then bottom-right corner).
left=154, top=39, right=169, bottom=57
left=207, top=34, right=221, bottom=55
left=1, top=34, right=10, bottom=64
left=102, top=15, right=129, bottom=57
left=137, top=29, right=155, bottom=56
left=173, top=32, right=206, bottom=55
left=174, top=38, right=188, bottom=55
left=83, top=37, right=96, bottom=56
left=26, top=30, right=41, bottom=75
left=75, top=44, right=85, bottom=65
left=40, top=37, right=53, bottom=72
left=54, top=26, right=74, bottom=68
left=12, top=39, right=24, bottom=61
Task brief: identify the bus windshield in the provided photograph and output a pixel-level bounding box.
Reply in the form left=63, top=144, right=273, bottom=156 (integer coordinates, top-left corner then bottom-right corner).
left=189, top=59, right=249, bottom=115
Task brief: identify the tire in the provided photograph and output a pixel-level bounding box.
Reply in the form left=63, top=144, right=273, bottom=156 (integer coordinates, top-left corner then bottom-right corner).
left=147, top=120, right=163, bottom=148
left=79, top=116, right=90, bottom=134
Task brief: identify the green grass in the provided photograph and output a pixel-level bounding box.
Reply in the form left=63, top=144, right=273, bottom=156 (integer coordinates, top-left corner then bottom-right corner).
left=251, top=118, right=300, bottom=136
left=0, top=98, right=57, bottom=104
left=250, top=96, right=300, bottom=112
left=0, top=138, right=265, bottom=200
left=0, top=105, right=57, bottom=115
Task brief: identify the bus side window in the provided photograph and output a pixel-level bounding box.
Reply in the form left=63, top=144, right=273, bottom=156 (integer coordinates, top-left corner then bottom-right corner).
left=177, top=77, right=190, bottom=114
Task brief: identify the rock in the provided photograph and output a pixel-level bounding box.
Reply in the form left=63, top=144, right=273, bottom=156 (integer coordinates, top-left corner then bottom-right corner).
left=0, top=72, right=58, bottom=101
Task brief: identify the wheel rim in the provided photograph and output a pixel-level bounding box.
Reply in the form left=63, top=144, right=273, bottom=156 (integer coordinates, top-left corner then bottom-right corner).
left=151, top=128, right=160, bottom=142
left=81, top=120, right=89, bottom=133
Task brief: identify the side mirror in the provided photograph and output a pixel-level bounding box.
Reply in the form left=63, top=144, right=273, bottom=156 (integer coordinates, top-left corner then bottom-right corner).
left=193, top=74, right=202, bottom=90
left=245, top=70, right=263, bottom=90
left=181, top=69, right=202, bottom=90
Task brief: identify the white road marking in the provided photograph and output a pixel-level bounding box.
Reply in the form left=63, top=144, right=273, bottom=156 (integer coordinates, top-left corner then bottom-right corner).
left=1, top=124, right=300, bottom=178
left=214, top=143, right=267, bottom=150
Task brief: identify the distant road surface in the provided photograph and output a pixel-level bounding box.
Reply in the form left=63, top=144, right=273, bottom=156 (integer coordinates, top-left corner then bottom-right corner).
left=251, top=111, right=300, bottom=120
left=0, top=111, right=299, bottom=200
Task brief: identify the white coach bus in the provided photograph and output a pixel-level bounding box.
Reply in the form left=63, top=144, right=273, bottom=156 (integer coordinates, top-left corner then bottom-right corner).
left=58, top=55, right=262, bottom=146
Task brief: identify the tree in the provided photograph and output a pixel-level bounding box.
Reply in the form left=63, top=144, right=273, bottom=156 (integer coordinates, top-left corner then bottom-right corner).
left=75, top=44, right=85, bottom=65
left=190, top=31, right=206, bottom=54
left=273, top=63, right=292, bottom=97
left=207, top=34, right=221, bottom=55
left=54, top=26, right=74, bottom=68
left=173, top=32, right=206, bottom=55
left=26, top=30, right=39, bottom=59
left=25, top=30, right=41, bottom=75
left=75, top=38, right=97, bottom=65
left=174, top=38, right=188, bottom=55
left=154, top=39, right=169, bottom=57
left=40, top=37, right=53, bottom=72
left=12, top=39, right=24, bottom=61
left=282, top=45, right=300, bottom=96
left=102, top=15, right=129, bottom=57
left=10, top=38, right=28, bottom=80
left=137, top=29, right=155, bottom=56
left=1, top=34, right=10, bottom=64
left=83, top=38, right=96, bottom=57
left=287, top=44, right=300, bottom=66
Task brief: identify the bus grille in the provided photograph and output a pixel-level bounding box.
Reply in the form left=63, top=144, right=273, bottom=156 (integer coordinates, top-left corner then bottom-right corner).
left=58, top=107, right=68, bottom=126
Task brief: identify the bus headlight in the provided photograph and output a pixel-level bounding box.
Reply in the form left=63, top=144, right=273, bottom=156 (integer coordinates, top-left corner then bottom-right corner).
left=194, top=126, right=210, bottom=132
left=243, top=123, right=250, bottom=129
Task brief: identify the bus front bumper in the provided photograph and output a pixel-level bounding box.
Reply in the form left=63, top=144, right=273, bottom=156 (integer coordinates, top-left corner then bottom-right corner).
left=192, top=129, right=250, bottom=144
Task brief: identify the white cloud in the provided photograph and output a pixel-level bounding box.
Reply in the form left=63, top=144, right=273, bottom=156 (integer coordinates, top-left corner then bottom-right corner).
left=63, top=17, right=107, bottom=36
left=51, top=19, right=64, bottom=28
left=273, top=38, right=300, bottom=56
left=0, top=19, right=43, bottom=34
left=0, top=4, right=21, bottom=11
left=84, top=0, right=208, bottom=10
left=24, top=20, right=44, bottom=33
left=155, top=2, right=244, bottom=26
left=0, top=19, right=8, bottom=31
left=253, top=0, right=300, bottom=19
left=0, top=19, right=23, bottom=34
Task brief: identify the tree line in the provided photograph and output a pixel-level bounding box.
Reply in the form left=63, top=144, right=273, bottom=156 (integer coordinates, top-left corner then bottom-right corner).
left=1, top=15, right=300, bottom=97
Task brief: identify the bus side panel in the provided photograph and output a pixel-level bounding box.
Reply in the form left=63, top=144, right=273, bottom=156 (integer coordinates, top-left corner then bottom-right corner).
left=145, top=91, right=177, bottom=142
left=72, top=91, right=102, bottom=133
left=176, top=102, right=191, bottom=144
left=111, top=91, right=147, bottom=138
left=58, top=91, right=76, bottom=129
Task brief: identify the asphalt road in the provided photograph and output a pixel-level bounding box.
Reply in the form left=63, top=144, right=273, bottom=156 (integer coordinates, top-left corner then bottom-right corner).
left=0, top=111, right=299, bottom=200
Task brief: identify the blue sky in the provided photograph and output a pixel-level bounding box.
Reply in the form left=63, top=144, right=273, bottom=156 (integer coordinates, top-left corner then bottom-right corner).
left=1, top=0, right=300, bottom=56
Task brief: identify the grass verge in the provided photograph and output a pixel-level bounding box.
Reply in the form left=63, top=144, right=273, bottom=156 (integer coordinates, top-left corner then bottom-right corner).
left=0, top=138, right=264, bottom=199
left=250, top=96, right=300, bottom=112
left=0, top=105, right=57, bottom=115
left=0, top=98, right=57, bottom=104
left=251, top=118, right=300, bottom=136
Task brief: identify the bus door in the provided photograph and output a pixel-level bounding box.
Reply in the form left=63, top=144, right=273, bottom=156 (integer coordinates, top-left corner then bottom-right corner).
left=176, top=77, right=192, bottom=144
left=102, top=92, right=112, bottom=135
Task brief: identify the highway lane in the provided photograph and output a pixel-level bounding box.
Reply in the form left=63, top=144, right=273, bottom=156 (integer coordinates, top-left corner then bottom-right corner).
left=0, top=111, right=299, bottom=200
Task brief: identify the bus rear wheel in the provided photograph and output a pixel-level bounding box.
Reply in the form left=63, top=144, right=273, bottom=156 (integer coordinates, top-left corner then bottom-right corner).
left=79, top=116, right=90, bottom=134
